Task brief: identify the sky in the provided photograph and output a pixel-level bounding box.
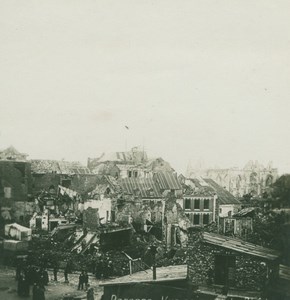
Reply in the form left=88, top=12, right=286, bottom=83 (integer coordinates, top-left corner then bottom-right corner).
left=0, top=1, right=290, bottom=175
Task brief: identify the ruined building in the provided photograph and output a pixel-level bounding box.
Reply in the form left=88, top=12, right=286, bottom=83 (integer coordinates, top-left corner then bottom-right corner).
left=187, top=227, right=284, bottom=299
left=179, top=176, right=241, bottom=228
left=88, top=147, right=173, bottom=179
left=0, top=147, right=33, bottom=223
left=186, top=160, right=278, bottom=197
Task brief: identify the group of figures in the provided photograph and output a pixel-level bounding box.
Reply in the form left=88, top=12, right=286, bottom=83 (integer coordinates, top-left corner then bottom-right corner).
left=77, top=270, right=89, bottom=290
left=16, top=263, right=48, bottom=299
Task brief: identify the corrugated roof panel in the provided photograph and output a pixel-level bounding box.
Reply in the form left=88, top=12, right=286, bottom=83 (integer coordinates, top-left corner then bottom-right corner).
left=202, top=178, right=241, bottom=205
left=154, top=172, right=182, bottom=190
left=203, top=232, right=280, bottom=260
left=119, top=178, right=162, bottom=198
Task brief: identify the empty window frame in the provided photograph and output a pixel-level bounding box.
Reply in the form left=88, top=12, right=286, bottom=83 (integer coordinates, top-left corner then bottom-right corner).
left=185, top=198, right=191, bottom=209
left=194, top=199, right=200, bottom=210
left=203, top=214, right=209, bottom=224
left=193, top=214, right=200, bottom=225
left=204, top=199, right=210, bottom=210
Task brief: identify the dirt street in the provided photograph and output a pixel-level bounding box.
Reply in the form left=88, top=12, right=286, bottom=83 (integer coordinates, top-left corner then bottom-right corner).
left=0, top=266, right=104, bottom=300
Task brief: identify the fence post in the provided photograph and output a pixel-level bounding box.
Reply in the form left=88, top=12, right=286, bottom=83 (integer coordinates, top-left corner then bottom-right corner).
left=129, top=260, right=132, bottom=275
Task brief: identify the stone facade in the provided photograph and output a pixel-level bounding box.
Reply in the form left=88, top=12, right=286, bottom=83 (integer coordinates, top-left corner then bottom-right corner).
left=187, top=161, right=278, bottom=197
left=187, top=227, right=279, bottom=294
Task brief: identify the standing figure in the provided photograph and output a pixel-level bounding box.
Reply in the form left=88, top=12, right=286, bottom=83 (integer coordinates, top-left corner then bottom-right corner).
left=16, top=263, right=22, bottom=281
left=53, top=260, right=59, bottom=281
left=22, top=271, right=30, bottom=297
left=86, top=285, right=94, bottom=300
left=78, top=271, right=85, bottom=290
left=108, top=261, right=113, bottom=278
left=84, top=271, right=89, bottom=290
left=37, top=284, right=46, bottom=300
left=102, top=259, right=108, bottom=279
left=17, top=273, right=25, bottom=296
left=95, top=259, right=102, bottom=279
left=64, top=261, right=71, bottom=283
left=32, top=283, right=38, bottom=300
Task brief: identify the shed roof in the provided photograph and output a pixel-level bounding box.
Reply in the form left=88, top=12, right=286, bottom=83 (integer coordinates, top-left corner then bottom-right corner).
left=202, top=232, right=280, bottom=261
left=100, top=264, right=187, bottom=286
left=233, top=207, right=256, bottom=218
left=279, top=264, right=290, bottom=281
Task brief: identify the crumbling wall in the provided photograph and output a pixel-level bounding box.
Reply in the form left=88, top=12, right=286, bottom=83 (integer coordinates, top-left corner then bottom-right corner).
left=164, top=196, right=191, bottom=248
left=85, top=199, right=112, bottom=224
left=83, top=207, right=100, bottom=231
left=187, top=227, right=272, bottom=291
left=0, top=161, right=32, bottom=203
left=32, top=173, right=61, bottom=194
left=12, top=202, right=35, bottom=223
left=70, top=174, right=100, bottom=196
left=115, top=200, right=142, bottom=225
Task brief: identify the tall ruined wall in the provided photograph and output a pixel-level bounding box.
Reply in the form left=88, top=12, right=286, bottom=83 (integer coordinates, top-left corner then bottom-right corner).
left=0, top=161, right=32, bottom=204
left=32, top=173, right=61, bottom=194
left=187, top=228, right=273, bottom=291
left=205, top=168, right=279, bottom=197
left=188, top=165, right=278, bottom=197
left=70, top=175, right=100, bottom=196
left=115, top=198, right=163, bottom=225
left=32, top=173, right=99, bottom=196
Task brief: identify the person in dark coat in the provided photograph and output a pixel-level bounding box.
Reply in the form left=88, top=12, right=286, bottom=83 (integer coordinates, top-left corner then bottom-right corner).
left=84, top=271, right=89, bottom=290
left=43, top=269, right=49, bottom=285
left=78, top=271, right=85, bottom=290
left=32, top=283, right=38, bottom=300
left=95, top=259, right=102, bottom=279
left=86, top=285, right=94, bottom=300
left=108, top=261, right=113, bottom=278
left=64, top=260, right=71, bottom=283
left=16, top=264, right=22, bottom=281
left=23, top=270, right=30, bottom=296
left=53, top=260, right=59, bottom=281
left=33, top=283, right=45, bottom=300
left=38, top=268, right=46, bottom=287
left=17, top=273, right=25, bottom=296
left=102, top=259, right=109, bottom=279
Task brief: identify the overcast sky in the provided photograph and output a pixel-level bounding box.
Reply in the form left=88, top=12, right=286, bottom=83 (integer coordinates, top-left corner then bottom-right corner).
left=0, top=1, right=290, bottom=174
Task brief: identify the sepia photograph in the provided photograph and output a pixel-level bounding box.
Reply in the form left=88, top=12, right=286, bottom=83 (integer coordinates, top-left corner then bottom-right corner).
left=0, top=1, right=290, bottom=299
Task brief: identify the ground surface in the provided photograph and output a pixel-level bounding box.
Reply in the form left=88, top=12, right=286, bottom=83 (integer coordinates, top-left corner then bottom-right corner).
left=0, top=266, right=104, bottom=300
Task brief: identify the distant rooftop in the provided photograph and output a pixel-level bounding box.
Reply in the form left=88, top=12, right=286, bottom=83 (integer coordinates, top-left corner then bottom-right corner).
left=0, top=146, right=28, bottom=161
left=183, top=177, right=240, bottom=205
left=30, top=159, right=92, bottom=175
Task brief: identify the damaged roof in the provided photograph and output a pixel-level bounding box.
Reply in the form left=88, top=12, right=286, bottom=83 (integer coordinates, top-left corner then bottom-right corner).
left=154, top=171, right=182, bottom=190
left=233, top=207, right=256, bottom=218
left=203, top=178, right=240, bottom=205
left=279, top=264, right=290, bottom=281
left=90, top=175, right=122, bottom=196
left=119, top=177, right=162, bottom=198
left=185, top=177, right=240, bottom=205
left=202, top=232, right=280, bottom=261
left=30, top=159, right=92, bottom=175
